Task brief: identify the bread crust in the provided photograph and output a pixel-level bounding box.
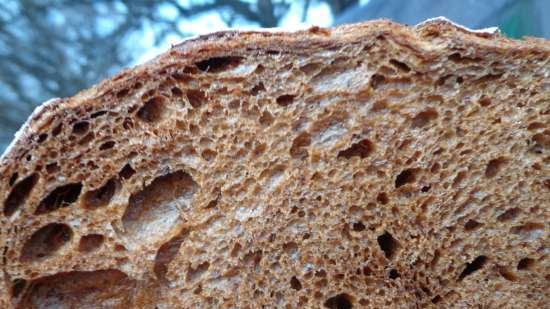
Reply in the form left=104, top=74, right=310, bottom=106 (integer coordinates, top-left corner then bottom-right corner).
left=1, top=19, right=548, bottom=168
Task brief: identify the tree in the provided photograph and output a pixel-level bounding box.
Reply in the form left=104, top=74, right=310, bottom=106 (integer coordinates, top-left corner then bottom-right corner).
left=0, top=0, right=358, bottom=150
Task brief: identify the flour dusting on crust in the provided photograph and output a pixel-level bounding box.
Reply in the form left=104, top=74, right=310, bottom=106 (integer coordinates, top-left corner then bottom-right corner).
left=1, top=98, right=60, bottom=160
left=416, top=16, right=500, bottom=34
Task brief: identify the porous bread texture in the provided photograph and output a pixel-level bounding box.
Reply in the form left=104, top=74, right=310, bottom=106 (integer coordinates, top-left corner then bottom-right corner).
left=1, top=19, right=549, bottom=309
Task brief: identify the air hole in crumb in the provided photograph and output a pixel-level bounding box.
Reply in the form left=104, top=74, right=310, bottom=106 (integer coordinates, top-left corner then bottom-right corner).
left=370, top=100, right=387, bottom=112
left=324, top=293, right=353, bottom=309
left=230, top=242, right=242, bottom=257
left=186, top=261, right=210, bottom=283
left=376, top=192, right=389, bottom=205
left=510, top=222, right=544, bottom=239
left=78, top=132, right=94, bottom=146
left=389, top=59, right=411, bottom=72
left=276, top=94, right=296, bottom=107
left=478, top=97, right=491, bottom=107
left=430, top=250, right=440, bottom=268
left=119, top=164, right=136, bottom=179
left=186, top=89, right=206, bottom=108
left=116, top=88, right=129, bottom=98
left=171, top=87, right=183, bottom=97
left=252, top=143, right=267, bottom=157
left=464, top=219, right=483, bottom=231
left=14, top=269, right=135, bottom=308
left=11, top=278, right=26, bottom=298
left=395, top=168, right=418, bottom=188
left=527, top=122, right=545, bottom=130
left=411, top=109, right=438, bottom=128
left=9, top=172, right=18, bottom=186
left=250, top=82, right=266, bottom=95
left=37, top=133, right=48, bottom=143
left=477, top=73, right=503, bottom=84
left=389, top=269, right=400, bottom=279
left=171, top=72, right=192, bottom=83
left=316, top=269, right=327, bottom=278
left=283, top=242, right=298, bottom=255
left=137, top=97, right=165, bottom=122
left=78, top=234, right=104, bottom=253
left=254, top=64, right=265, bottom=74
left=497, top=266, right=518, bottom=281
left=122, top=171, right=198, bottom=244
left=72, top=121, right=89, bottom=135
left=531, top=133, right=549, bottom=153
left=82, top=179, right=117, bottom=210
left=421, top=185, right=431, bottom=192
left=99, top=141, right=115, bottom=151
left=260, top=164, right=287, bottom=192
left=182, top=66, right=199, bottom=74
left=20, top=223, right=72, bottom=262
left=91, top=110, right=108, bottom=118
left=290, top=132, right=311, bottom=159
left=195, top=56, right=243, bottom=73
left=122, top=118, right=134, bottom=130
left=448, top=52, right=478, bottom=64
left=300, top=62, right=322, bottom=75
left=352, top=222, right=365, bottom=232
left=377, top=231, right=399, bottom=259
left=290, top=276, right=302, bottom=290
left=452, top=171, right=467, bottom=188
left=46, top=163, right=59, bottom=174
left=485, top=157, right=508, bottom=178
left=4, top=173, right=38, bottom=217
left=52, top=123, right=63, bottom=136
left=259, top=110, right=274, bottom=126
left=201, top=149, right=217, bottom=161
left=35, top=183, right=82, bottom=215
left=127, top=104, right=139, bottom=114
left=362, top=266, right=372, bottom=276
left=205, top=198, right=218, bottom=209
left=370, top=74, right=385, bottom=89
left=154, top=229, right=188, bottom=281
left=517, top=258, right=535, bottom=270
left=337, top=139, right=374, bottom=159
left=458, top=256, right=487, bottom=280
left=496, top=207, right=520, bottom=223
left=228, top=100, right=240, bottom=109
left=431, top=295, right=442, bottom=304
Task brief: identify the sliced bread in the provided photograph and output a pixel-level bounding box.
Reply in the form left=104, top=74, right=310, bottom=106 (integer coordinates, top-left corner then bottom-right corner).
left=1, top=19, right=549, bottom=309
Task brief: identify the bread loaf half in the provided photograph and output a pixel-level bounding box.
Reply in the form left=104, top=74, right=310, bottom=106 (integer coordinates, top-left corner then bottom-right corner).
left=1, top=19, right=548, bottom=309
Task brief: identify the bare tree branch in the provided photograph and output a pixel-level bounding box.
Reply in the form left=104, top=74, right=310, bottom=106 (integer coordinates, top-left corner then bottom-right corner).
left=321, top=0, right=358, bottom=15
left=302, top=0, right=311, bottom=22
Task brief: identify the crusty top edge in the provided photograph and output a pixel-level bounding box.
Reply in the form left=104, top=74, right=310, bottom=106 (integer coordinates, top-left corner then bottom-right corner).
left=0, top=19, right=548, bottom=170
left=415, top=16, right=500, bottom=35
left=0, top=98, right=64, bottom=163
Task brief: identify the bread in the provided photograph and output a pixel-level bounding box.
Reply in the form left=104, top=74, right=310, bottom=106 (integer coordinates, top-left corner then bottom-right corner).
left=1, top=19, right=549, bottom=309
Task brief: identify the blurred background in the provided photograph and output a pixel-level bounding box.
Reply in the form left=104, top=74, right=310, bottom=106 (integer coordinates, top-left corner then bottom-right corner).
left=1, top=0, right=548, bottom=152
